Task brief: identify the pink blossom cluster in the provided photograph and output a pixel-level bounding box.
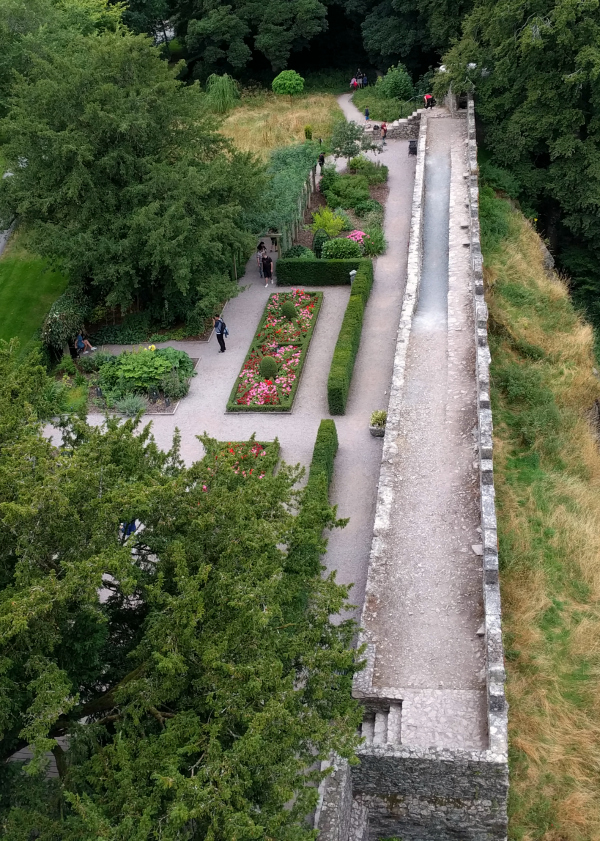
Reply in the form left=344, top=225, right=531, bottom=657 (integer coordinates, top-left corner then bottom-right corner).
left=347, top=230, right=367, bottom=244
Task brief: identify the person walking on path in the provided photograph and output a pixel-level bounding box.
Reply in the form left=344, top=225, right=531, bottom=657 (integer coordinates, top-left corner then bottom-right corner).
left=318, top=151, right=325, bottom=172
left=256, top=242, right=265, bottom=278
left=364, top=106, right=369, bottom=122
left=213, top=314, right=227, bottom=353
left=262, top=254, right=273, bottom=286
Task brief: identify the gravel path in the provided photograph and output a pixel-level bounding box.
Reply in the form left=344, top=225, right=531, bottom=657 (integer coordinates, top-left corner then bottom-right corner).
left=46, top=96, right=416, bottom=623
left=362, top=110, right=487, bottom=750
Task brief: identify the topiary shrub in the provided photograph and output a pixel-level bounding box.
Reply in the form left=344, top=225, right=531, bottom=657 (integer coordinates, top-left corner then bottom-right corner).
left=312, top=228, right=330, bottom=258
left=281, top=244, right=315, bottom=260
left=41, top=285, right=90, bottom=352
left=304, top=124, right=313, bottom=139
left=259, top=355, right=279, bottom=380
left=281, top=300, right=297, bottom=321
left=321, top=238, right=363, bottom=259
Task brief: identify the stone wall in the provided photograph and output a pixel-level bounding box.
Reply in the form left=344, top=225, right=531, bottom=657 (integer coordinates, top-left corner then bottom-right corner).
left=366, top=109, right=422, bottom=141
left=315, top=98, right=509, bottom=841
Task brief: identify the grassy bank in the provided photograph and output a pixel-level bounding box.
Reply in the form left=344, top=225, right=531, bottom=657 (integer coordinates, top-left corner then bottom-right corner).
left=220, top=92, right=343, bottom=159
left=0, top=234, right=68, bottom=350
left=484, top=196, right=600, bottom=840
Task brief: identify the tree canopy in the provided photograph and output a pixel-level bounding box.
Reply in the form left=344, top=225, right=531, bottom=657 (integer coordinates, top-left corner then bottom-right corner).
left=0, top=343, right=362, bottom=840
left=0, top=30, right=262, bottom=320
left=437, top=0, right=600, bottom=324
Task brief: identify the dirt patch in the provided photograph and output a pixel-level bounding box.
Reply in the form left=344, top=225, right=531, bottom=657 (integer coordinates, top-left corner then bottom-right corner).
left=370, top=182, right=389, bottom=205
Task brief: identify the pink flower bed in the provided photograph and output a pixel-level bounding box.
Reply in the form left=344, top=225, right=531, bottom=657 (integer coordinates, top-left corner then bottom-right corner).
left=228, top=289, right=323, bottom=411
left=347, top=230, right=367, bottom=244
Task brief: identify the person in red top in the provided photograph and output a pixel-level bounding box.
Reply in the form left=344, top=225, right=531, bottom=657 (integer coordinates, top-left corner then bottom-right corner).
left=381, top=121, right=387, bottom=140
left=424, top=93, right=433, bottom=109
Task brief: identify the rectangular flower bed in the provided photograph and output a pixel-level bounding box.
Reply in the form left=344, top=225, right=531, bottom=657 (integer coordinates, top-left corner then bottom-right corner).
left=227, top=289, right=323, bottom=412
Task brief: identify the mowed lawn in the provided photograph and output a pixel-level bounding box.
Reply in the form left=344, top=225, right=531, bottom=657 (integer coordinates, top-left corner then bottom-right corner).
left=0, top=238, right=68, bottom=349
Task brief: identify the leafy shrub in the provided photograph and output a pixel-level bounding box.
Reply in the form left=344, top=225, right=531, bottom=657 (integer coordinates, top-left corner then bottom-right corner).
left=479, top=160, right=521, bottom=200
left=78, top=350, right=113, bottom=373
left=56, top=356, right=77, bottom=376
left=277, top=258, right=373, bottom=286
left=282, top=245, right=315, bottom=259
left=259, top=355, right=279, bottom=380
left=312, top=228, right=330, bottom=258
left=348, top=157, right=389, bottom=184
left=362, top=228, right=387, bottom=256
left=280, top=301, right=297, bottom=321
left=333, top=208, right=352, bottom=231
left=114, top=393, right=147, bottom=416
left=319, top=165, right=339, bottom=195
left=160, top=369, right=190, bottom=400
left=370, top=410, right=387, bottom=427
left=311, top=207, right=344, bottom=237
left=323, top=174, right=370, bottom=210
left=74, top=371, right=88, bottom=388
left=378, top=63, right=414, bottom=100
left=304, top=125, right=312, bottom=140
left=321, top=238, right=362, bottom=259
left=42, top=286, right=90, bottom=352
left=90, top=311, right=152, bottom=345
left=98, top=347, right=194, bottom=397
left=327, top=263, right=374, bottom=414
left=272, top=70, right=304, bottom=97
left=354, top=199, right=383, bottom=218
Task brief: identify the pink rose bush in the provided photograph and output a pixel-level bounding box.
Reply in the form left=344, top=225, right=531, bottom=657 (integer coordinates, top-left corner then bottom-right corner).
left=229, top=289, right=323, bottom=410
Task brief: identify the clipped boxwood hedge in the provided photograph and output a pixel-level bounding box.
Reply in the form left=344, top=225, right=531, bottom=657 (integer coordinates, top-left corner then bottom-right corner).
left=327, top=263, right=374, bottom=415
left=287, top=419, right=339, bottom=578
left=276, top=258, right=372, bottom=287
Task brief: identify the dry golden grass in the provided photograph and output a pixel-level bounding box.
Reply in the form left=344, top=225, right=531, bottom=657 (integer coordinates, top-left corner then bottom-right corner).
left=487, top=208, right=600, bottom=840
left=219, top=93, right=343, bottom=159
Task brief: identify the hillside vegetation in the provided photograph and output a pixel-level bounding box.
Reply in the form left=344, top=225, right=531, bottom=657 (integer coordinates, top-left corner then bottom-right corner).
left=484, top=197, right=600, bottom=840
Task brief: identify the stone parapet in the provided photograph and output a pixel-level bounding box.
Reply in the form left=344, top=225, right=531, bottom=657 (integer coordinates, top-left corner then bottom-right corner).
left=365, top=109, right=422, bottom=140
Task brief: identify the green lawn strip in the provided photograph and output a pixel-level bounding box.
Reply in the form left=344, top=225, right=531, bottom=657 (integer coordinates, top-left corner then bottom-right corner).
left=227, top=290, right=323, bottom=413
left=0, top=251, right=68, bottom=351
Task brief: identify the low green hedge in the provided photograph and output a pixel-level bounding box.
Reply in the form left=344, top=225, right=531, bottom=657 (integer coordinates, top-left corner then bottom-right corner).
left=307, top=419, right=339, bottom=488
left=327, top=264, right=374, bottom=415
left=276, top=258, right=372, bottom=287
left=287, top=419, right=339, bottom=578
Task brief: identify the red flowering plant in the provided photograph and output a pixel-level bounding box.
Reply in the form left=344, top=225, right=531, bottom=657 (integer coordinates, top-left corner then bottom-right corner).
left=228, top=290, right=323, bottom=412
left=197, top=435, right=280, bottom=490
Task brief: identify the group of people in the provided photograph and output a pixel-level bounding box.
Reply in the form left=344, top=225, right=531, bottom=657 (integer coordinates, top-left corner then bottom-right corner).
left=350, top=69, right=368, bottom=89
left=255, top=241, right=275, bottom=287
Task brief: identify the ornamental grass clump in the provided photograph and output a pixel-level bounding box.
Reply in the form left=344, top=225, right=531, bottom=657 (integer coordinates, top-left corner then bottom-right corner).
left=259, top=355, right=279, bottom=380
left=281, top=300, right=297, bottom=321
left=370, top=409, right=387, bottom=427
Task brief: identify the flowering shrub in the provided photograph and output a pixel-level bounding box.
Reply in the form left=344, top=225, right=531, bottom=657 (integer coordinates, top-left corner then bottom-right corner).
left=228, top=290, right=322, bottom=411
left=347, top=230, right=366, bottom=245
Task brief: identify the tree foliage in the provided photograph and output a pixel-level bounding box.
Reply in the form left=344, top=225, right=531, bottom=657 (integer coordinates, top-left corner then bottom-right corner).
left=0, top=346, right=362, bottom=839
left=272, top=69, right=305, bottom=97
left=330, top=120, right=378, bottom=161
left=205, top=72, right=240, bottom=113
left=438, top=0, right=600, bottom=324
left=0, top=31, right=262, bottom=319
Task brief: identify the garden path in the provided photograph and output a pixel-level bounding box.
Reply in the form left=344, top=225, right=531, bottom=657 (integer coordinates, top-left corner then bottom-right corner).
left=46, top=94, right=416, bottom=619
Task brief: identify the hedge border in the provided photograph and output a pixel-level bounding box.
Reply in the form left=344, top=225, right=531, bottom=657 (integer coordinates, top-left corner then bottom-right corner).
left=276, top=258, right=373, bottom=287
left=286, top=419, right=339, bottom=578
left=327, top=262, right=374, bottom=415
left=226, top=291, right=323, bottom=413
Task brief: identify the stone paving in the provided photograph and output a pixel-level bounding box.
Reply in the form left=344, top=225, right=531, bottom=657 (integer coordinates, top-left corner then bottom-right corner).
left=361, top=110, right=488, bottom=749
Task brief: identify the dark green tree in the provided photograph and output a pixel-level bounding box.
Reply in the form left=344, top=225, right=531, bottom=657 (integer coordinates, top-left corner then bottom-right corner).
left=177, top=0, right=328, bottom=76
left=0, top=31, right=262, bottom=320
left=330, top=120, right=378, bottom=161
left=438, top=0, right=600, bottom=323
left=0, top=346, right=362, bottom=839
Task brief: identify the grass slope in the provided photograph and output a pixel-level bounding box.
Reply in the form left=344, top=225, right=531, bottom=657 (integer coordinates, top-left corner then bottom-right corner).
left=0, top=234, right=68, bottom=350
left=484, top=197, right=600, bottom=840
left=220, top=92, right=343, bottom=159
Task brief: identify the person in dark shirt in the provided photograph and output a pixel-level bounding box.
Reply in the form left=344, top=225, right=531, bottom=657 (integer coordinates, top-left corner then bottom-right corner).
left=213, top=314, right=227, bottom=352
left=262, top=255, right=273, bottom=287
